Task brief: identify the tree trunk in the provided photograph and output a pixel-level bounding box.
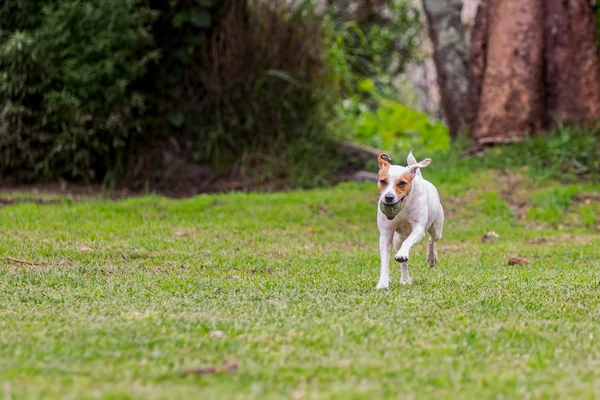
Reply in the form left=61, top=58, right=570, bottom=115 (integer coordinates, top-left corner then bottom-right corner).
left=471, top=0, right=545, bottom=144
left=544, top=0, right=600, bottom=125
left=423, top=0, right=469, bottom=138
left=465, top=0, right=600, bottom=144
left=464, top=0, right=490, bottom=132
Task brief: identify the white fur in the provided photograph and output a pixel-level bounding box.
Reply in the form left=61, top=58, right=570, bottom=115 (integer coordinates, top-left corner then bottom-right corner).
left=375, top=152, right=444, bottom=290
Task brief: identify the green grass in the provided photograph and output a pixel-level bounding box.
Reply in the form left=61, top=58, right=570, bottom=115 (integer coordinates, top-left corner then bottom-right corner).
left=0, top=167, right=599, bottom=399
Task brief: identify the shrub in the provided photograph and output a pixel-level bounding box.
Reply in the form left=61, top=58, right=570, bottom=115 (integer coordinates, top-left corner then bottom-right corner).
left=0, top=0, right=157, bottom=183
left=127, top=0, right=342, bottom=189
left=321, top=2, right=436, bottom=156
left=165, top=0, right=329, bottom=159
left=458, top=123, right=600, bottom=180
left=323, top=0, right=422, bottom=88
left=338, top=78, right=450, bottom=155
left=0, top=0, right=426, bottom=189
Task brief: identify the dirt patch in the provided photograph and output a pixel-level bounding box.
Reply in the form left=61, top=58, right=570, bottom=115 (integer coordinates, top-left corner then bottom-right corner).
left=0, top=197, right=63, bottom=206
left=0, top=166, right=372, bottom=201
left=441, top=194, right=472, bottom=219
left=527, top=235, right=599, bottom=246
left=0, top=181, right=133, bottom=203
left=183, top=359, right=238, bottom=376
left=498, top=171, right=531, bottom=219
left=172, top=227, right=200, bottom=238
left=0, top=141, right=380, bottom=200
left=574, top=192, right=600, bottom=205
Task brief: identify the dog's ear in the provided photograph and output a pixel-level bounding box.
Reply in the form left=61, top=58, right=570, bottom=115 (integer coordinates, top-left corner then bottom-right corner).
left=408, top=158, right=431, bottom=175
left=407, top=151, right=417, bottom=166
left=378, top=153, right=392, bottom=169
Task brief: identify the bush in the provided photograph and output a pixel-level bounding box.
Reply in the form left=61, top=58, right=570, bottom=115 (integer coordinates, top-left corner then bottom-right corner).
left=321, top=2, right=437, bottom=156
left=1, top=0, right=342, bottom=187
left=348, top=95, right=450, bottom=154
left=0, top=0, right=425, bottom=189
left=445, top=123, right=600, bottom=181
left=323, top=0, right=421, bottom=87
left=128, top=0, right=344, bottom=189
left=180, top=0, right=329, bottom=162
left=0, top=0, right=157, bottom=183
left=337, top=78, right=450, bottom=155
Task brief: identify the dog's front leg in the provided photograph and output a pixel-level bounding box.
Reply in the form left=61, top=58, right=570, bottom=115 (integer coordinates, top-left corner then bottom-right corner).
left=394, top=223, right=425, bottom=264
left=376, top=229, right=394, bottom=290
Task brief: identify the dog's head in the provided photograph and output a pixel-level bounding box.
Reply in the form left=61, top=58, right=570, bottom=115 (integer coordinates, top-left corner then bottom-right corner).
left=377, top=152, right=431, bottom=206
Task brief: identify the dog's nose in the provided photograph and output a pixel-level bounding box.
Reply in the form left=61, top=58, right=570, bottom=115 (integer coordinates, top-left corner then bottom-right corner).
left=384, top=194, right=395, bottom=203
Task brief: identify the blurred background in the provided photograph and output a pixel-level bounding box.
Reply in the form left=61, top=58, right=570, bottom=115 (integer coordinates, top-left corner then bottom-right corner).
left=0, top=0, right=599, bottom=196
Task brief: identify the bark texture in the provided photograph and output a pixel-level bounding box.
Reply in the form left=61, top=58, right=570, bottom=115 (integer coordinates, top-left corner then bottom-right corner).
left=423, top=0, right=469, bottom=138
left=544, top=0, right=600, bottom=125
left=465, top=0, right=600, bottom=144
left=473, top=0, right=544, bottom=143
left=464, top=0, right=490, bottom=131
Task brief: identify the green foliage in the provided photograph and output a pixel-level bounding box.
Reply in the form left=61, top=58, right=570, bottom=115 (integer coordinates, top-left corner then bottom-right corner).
left=0, top=0, right=427, bottom=188
left=339, top=78, right=450, bottom=154
left=0, top=0, right=57, bottom=33
left=0, top=31, right=49, bottom=97
left=143, top=0, right=217, bottom=121
left=323, top=0, right=422, bottom=86
left=319, top=2, right=439, bottom=157
left=147, top=0, right=344, bottom=188
left=351, top=97, right=449, bottom=153
left=0, top=0, right=157, bottom=182
left=443, top=124, right=600, bottom=182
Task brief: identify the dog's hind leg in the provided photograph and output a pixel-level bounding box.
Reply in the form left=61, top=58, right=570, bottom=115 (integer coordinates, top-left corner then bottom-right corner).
left=399, top=261, right=411, bottom=285
left=426, top=238, right=438, bottom=268
left=393, top=232, right=402, bottom=252
left=426, top=221, right=443, bottom=268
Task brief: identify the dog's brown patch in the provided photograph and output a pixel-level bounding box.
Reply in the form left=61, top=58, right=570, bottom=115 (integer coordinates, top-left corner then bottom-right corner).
left=394, top=172, right=414, bottom=198
left=378, top=153, right=392, bottom=169
left=377, top=154, right=393, bottom=192
left=377, top=167, right=390, bottom=192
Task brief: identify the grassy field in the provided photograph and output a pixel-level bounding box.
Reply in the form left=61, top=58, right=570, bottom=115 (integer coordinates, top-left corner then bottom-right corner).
left=0, top=163, right=599, bottom=399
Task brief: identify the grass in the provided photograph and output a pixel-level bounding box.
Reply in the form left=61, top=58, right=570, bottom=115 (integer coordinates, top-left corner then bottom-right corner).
left=0, top=164, right=599, bottom=399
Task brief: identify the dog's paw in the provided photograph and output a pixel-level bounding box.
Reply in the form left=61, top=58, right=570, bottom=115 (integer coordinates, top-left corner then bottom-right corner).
left=427, top=250, right=438, bottom=268
left=394, top=251, right=409, bottom=263
left=400, top=276, right=412, bottom=285
left=376, top=279, right=390, bottom=290
left=427, top=254, right=438, bottom=268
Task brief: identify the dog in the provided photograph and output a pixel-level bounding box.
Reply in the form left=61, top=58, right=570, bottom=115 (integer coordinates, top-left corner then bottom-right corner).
left=375, top=151, right=444, bottom=289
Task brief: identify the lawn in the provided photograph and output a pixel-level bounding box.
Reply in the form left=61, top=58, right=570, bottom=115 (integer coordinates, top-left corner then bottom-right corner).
left=0, top=165, right=599, bottom=399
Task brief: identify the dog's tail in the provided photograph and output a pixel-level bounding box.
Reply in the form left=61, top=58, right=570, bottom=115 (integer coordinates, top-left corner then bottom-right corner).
left=407, top=151, right=423, bottom=177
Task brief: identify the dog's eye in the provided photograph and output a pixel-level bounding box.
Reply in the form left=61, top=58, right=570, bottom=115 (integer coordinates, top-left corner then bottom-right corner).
left=397, top=181, right=407, bottom=188
left=379, top=180, right=387, bottom=186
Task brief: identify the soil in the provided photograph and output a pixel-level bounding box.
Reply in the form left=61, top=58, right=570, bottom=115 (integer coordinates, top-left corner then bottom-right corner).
left=0, top=166, right=376, bottom=202
left=0, top=141, right=379, bottom=201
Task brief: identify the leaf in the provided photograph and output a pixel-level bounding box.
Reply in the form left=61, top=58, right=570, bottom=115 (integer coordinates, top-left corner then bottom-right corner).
left=357, top=78, right=375, bottom=93
left=172, top=13, right=186, bottom=28
left=169, top=112, right=185, bottom=127
left=265, top=69, right=303, bottom=87
left=190, top=10, right=211, bottom=28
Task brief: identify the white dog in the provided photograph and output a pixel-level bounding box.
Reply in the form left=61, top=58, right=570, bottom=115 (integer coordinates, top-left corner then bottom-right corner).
left=375, top=152, right=444, bottom=289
